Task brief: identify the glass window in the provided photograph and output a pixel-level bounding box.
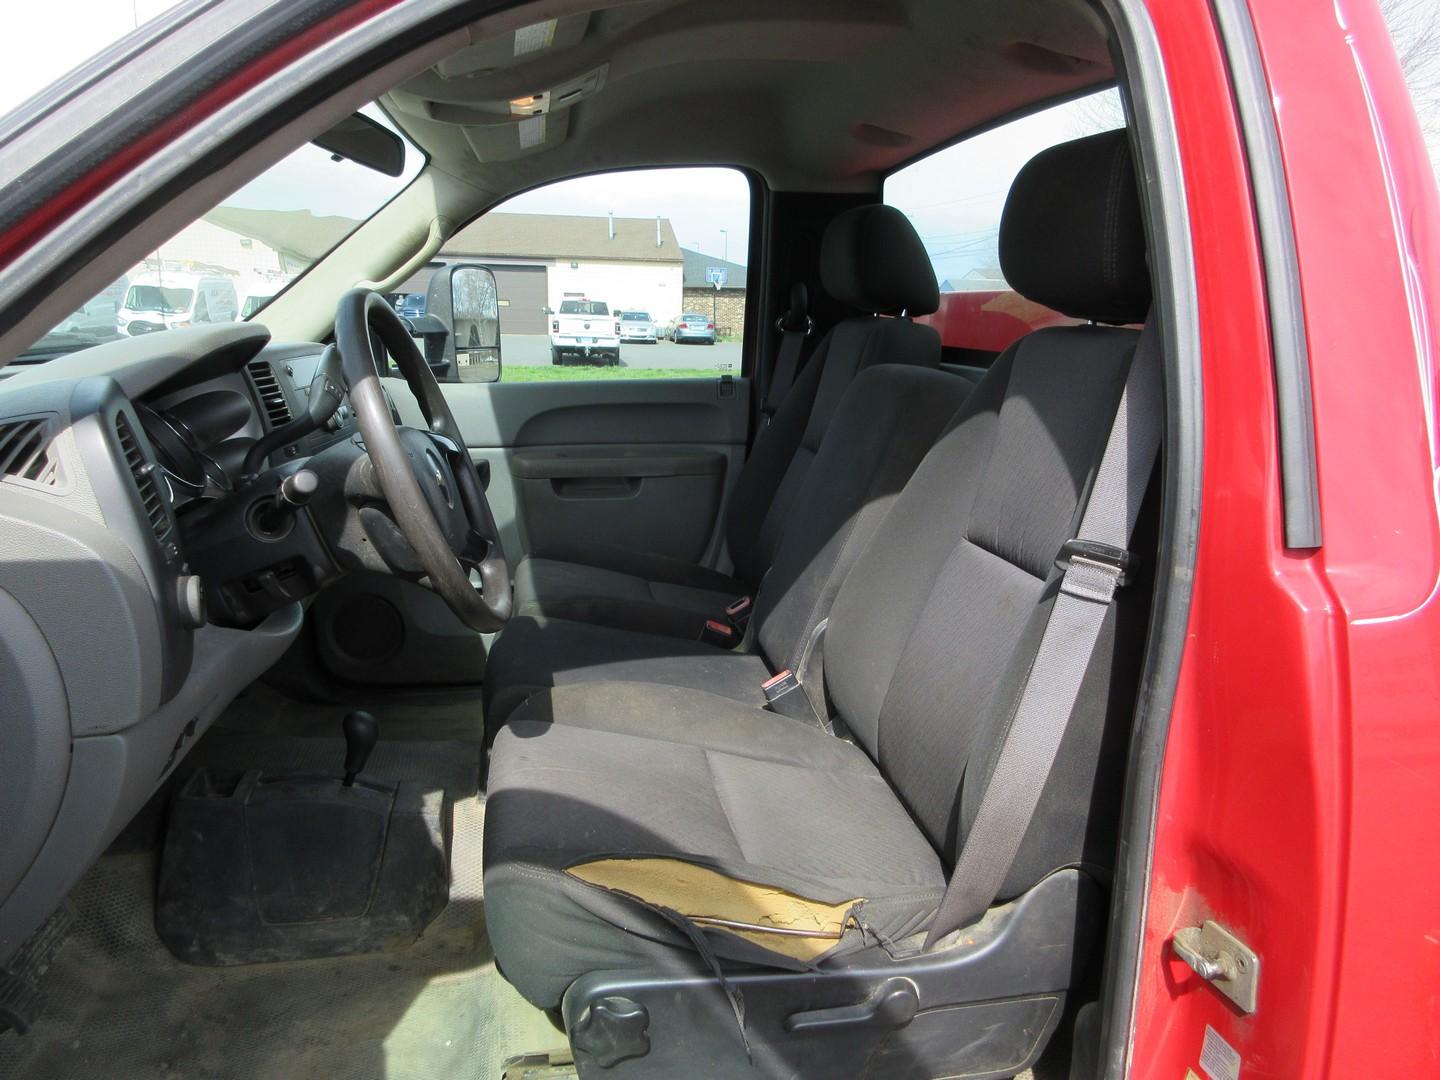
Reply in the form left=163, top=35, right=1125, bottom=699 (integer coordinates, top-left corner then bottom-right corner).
left=19, top=104, right=422, bottom=362
left=408, top=167, right=749, bottom=383
left=884, top=88, right=1125, bottom=358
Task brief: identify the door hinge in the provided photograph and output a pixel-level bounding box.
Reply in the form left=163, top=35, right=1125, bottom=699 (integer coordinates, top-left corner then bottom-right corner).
left=1170, top=920, right=1259, bottom=1014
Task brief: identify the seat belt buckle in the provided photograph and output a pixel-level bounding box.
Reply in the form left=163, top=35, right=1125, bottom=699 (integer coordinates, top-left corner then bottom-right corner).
left=700, top=619, right=739, bottom=648
left=725, top=595, right=753, bottom=630
left=1055, top=539, right=1132, bottom=585
left=761, top=669, right=813, bottom=720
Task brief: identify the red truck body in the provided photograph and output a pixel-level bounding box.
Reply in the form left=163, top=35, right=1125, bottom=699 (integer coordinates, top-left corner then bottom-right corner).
left=1137, top=0, right=1440, bottom=1076
left=1, top=1, right=1437, bottom=1075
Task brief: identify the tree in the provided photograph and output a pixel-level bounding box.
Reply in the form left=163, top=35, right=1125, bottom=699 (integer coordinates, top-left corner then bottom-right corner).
left=1067, top=2, right=1439, bottom=177
left=1383, top=0, right=1440, bottom=176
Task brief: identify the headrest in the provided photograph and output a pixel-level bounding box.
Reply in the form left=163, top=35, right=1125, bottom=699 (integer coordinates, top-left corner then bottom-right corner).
left=999, top=129, right=1151, bottom=324
left=821, top=204, right=939, bottom=317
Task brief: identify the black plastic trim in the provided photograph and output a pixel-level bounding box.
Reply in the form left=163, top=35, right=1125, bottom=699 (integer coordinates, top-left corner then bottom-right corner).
left=1210, top=0, right=1323, bottom=550
left=0, top=0, right=361, bottom=239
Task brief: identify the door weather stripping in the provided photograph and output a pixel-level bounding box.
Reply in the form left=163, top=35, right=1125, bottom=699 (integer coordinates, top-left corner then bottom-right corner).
left=1170, top=920, right=1259, bottom=1014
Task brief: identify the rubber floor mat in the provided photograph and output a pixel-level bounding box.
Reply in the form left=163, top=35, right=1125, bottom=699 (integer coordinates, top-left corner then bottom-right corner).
left=0, top=738, right=564, bottom=1080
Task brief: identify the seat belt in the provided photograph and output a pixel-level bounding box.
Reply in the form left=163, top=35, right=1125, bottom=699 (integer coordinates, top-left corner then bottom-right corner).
left=760, top=282, right=812, bottom=425
left=923, top=317, right=1163, bottom=949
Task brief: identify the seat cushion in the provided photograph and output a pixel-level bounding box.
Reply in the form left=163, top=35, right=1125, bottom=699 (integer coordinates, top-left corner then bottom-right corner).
left=514, top=553, right=744, bottom=639
left=482, top=615, right=772, bottom=730
left=483, top=683, right=947, bottom=1009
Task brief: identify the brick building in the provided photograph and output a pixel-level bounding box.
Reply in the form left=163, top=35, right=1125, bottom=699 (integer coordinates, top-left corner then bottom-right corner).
left=681, top=248, right=748, bottom=337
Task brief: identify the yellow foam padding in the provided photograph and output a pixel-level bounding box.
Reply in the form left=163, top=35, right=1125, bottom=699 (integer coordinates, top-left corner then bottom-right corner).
left=566, top=857, right=865, bottom=962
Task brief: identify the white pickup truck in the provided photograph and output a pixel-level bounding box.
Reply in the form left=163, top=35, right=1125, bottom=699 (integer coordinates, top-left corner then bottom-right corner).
left=549, top=298, right=621, bottom=365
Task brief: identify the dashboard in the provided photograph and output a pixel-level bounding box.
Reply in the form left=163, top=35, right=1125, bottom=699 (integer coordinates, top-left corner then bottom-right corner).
left=0, top=323, right=351, bottom=965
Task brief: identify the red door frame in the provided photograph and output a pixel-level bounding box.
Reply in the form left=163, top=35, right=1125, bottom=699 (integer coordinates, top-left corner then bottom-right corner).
left=1134, top=0, right=1440, bottom=1075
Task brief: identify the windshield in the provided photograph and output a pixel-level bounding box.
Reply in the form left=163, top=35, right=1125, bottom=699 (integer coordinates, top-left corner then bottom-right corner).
left=621, top=312, right=651, bottom=321
left=19, top=104, right=422, bottom=362
left=124, top=285, right=192, bottom=315
left=559, top=300, right=609, bottom=315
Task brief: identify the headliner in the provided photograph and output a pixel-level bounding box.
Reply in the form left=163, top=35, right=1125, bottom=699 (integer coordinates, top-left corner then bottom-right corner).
left=383, top=0, right=1113, bottom=196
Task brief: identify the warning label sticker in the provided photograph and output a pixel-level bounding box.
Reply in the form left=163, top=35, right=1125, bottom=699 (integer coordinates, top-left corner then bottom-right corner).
left=1199, top=1024, right=1242, bottom=1080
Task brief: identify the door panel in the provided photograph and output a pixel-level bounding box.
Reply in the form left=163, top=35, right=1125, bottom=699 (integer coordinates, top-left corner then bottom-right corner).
left=311, top=376, right=749, bottom=688
left=510, top=445, right=726, bottom=562
left=391, top=376, right=750, bottom=566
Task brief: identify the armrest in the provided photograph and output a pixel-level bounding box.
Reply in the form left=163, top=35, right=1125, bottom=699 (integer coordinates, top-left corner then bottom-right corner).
left=510, top=445, right=725, bottom=480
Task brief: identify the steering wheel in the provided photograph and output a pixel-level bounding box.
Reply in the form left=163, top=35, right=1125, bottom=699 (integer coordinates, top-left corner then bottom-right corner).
left=334, top=288, right=511, bottom=632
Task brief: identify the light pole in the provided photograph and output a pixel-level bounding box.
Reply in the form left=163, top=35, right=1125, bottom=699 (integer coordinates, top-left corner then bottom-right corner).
left=720, top=229, right=728, bottom=264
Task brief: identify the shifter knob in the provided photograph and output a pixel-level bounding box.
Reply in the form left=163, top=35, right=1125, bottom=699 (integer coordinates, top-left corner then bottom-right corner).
left=341, top=710, right=379, bottom=787
left=279, top=468, right=319, bottom=508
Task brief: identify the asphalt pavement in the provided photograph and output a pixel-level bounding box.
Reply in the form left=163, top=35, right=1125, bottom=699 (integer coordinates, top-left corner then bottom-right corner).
left=500, top=333, right=741, bottom=372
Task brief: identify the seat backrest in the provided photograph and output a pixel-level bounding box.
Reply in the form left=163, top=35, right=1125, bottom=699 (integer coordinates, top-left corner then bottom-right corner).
left=823, top=129, right=1154, bottom=900
left=724, top=204, right=942, bottom=584
left=751, top=362, right=972, bottom=672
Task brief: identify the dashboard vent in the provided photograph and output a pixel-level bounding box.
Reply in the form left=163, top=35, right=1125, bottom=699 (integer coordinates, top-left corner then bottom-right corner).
left=0, top=417, right=64, bottom=488
left=246, top=360, right=292, bottom=428
left=115, top=413, right=172, bottom=544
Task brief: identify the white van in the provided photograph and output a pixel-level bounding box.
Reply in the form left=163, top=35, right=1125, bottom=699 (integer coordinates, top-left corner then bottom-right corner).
left=118, top=271, right=238, bottom=335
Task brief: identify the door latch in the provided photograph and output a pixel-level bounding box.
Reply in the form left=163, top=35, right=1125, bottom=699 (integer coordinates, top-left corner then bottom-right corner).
left=1170, top=920, right=1259, bottom=1014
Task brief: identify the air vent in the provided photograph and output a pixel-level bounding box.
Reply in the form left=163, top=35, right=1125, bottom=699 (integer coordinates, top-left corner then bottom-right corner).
left=0, top=417, right=64, bottom=488
left=115, top=412, right=172, bottom=545
left=246, top=360, right=293, bottom=428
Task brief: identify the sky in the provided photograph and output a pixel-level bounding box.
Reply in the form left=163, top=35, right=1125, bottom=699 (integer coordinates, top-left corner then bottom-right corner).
left=2, top=0, right=1437, bottom=284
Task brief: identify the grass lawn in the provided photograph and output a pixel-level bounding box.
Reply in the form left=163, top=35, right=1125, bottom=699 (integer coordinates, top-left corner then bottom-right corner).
left=499, top=366, right=731, bottom=383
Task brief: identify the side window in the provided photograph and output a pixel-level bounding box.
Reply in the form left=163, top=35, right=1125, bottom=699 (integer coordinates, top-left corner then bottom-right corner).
left=398, top=167, right=750, bottom=383
left=884, top=89, right=1125, bottom=361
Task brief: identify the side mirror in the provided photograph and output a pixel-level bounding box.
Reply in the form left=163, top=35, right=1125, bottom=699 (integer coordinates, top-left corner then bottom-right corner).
left=425, top=264, right=501, bottom=383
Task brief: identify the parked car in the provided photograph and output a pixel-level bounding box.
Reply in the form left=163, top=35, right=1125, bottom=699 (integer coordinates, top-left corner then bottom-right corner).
left=618, top=310, right=656, bottom=343
left=117, top=271, right=238, bottom=335
left=671, top=311, right=715, bottom=344
left=550, top=298, right=621, bottom=364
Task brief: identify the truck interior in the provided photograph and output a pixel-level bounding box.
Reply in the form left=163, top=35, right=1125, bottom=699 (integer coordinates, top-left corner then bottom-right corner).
left=0, top=1, right=1197, bottom=1077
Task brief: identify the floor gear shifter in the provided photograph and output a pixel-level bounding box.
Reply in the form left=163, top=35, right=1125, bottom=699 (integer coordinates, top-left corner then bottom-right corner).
left=341, top=711, right=379, bottom=787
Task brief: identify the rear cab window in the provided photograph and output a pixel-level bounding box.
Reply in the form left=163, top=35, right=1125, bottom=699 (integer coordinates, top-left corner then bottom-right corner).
left=884, top=88, right=1125, bottom=365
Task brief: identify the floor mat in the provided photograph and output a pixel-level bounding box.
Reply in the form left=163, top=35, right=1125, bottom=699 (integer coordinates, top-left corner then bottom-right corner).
left=0, top=737, right=565, bottom=1080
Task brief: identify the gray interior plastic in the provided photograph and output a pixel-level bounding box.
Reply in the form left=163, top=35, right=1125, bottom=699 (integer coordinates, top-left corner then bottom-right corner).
left=0, top=603, right=302, bottom=964
left=386, top=376, right=749, bottom=565
left=0, top=588, right=70, bottom=911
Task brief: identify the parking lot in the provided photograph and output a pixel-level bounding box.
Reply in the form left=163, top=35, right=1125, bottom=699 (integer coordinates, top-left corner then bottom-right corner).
left=498, top=333, right=742, bottom=377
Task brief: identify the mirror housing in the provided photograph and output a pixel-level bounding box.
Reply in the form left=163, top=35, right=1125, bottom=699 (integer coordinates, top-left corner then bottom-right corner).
left=310, top=113, right=405, bottom=177
left=425, top=264, right=501, bottom=382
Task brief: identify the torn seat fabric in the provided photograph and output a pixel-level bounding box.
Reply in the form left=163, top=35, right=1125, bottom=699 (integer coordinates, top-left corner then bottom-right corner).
left=482, top=682, right=945, bottom=1007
